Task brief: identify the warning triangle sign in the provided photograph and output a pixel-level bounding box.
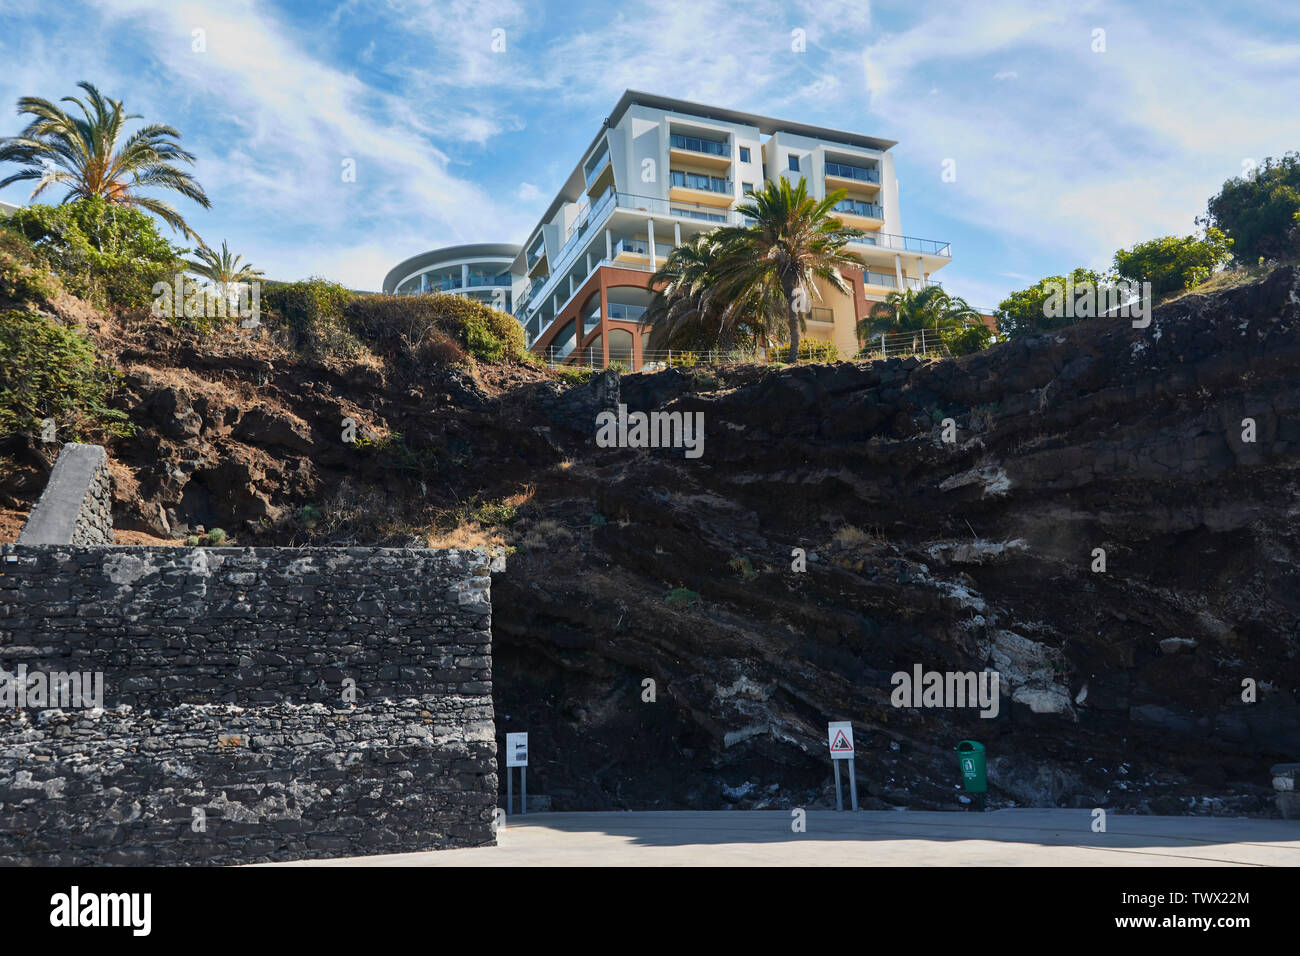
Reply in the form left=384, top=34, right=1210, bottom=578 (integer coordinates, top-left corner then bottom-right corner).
left=830, top=730, right=852, bottom=752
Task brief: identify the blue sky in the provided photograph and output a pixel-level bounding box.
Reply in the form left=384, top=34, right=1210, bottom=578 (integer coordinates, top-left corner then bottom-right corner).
left=1, top=0, right=1297, bottom=308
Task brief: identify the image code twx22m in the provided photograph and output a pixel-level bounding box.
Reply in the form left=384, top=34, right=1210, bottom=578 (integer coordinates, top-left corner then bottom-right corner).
left=0, top=0, right=1297, bottom=932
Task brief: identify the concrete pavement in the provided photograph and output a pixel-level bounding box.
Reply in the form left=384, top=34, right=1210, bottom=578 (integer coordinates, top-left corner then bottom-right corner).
left=259, top=809, right=1300, bottom=866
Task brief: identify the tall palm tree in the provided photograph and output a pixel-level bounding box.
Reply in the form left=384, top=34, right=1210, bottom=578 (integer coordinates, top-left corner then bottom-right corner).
left=858, top=285, right=980, bottom=341
left=645, top=232, right=781, bottom=352
left=710, top=176, right=863, bottom=362
left=0, top=81, right=211, bottom=239
left=184, top=240, right=264, bottom=302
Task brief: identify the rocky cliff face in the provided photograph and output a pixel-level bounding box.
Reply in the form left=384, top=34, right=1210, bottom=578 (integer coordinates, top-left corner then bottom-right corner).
left=5, top=267, right=1299, bottom=814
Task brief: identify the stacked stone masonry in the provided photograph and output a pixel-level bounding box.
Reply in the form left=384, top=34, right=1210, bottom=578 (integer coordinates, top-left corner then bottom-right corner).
left=0, top=545, right=498, bottom=865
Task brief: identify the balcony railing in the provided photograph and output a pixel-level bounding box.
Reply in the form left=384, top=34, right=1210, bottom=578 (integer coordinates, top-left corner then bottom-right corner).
left=863, top=271, right=943, bottom=290
left=825, top=161, right=880, bottom=183
left=607, top=303, right=648, bottom=321
left=613, top=238, right=672, bottom=259
left=467, top=272, right=511, bottom=287
left=670, top=133, right=728, bottom=157
left=425, top=276, right=463, bottom=292
left=832, top=199, right=883, bottom=219
left=842, top=232, right=952, bottom=257
left=584, top=152, right=611, bottom=188
left=670, top=170, right=731, bottom=194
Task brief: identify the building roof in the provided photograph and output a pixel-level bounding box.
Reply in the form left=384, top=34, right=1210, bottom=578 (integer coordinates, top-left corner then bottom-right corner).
left=612, top=90, right=898, bottom=152
left=383, top=242, right=522, bottom=292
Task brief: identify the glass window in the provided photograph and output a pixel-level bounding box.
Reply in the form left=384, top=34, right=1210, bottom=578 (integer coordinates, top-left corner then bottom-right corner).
left=743, top=183, right=754, bottom=195
left=739, top=146, right=751, bottom=163
left=788, top=155, right=800, bottom=172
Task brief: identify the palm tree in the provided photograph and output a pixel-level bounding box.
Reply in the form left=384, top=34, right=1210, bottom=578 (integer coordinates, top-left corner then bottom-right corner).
left=645, top=232, right=782, bottom=353
left=710, top=177, right=863, bottom=362
left=0, top=81, right=210, bottom=239
left=858, top=286, right=980, bottom=351
left=184, top=240, right=264, bottom=303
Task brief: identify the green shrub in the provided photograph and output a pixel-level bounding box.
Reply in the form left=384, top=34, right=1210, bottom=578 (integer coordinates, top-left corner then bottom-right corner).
left=766, top=339, right=838, bottom=363
left=667, top=350, right=699, bottom=368
left=1202, top=152, right=1300, bottom=263
left=554, top=366, right=595, bottom=386
left=0, top=309, right=132, bottom=441
left=340, top=291, right=526, bottom=365
left=184, top=535, right=200, bottom=546
left=1113, top=229, right=1234, bottom=299
left=727, top=556, right=758, bottom=582
left=940, top=323, right=994, bottom=356
left=0, top=231, right=62, bottom=304
left=470, top=500, right=517, bottom=527
left=262, top=278, right=362, bottom=359
left=3, top=198, right=185, bottom=310
left=298, top=503, right=322, bottom=529
left=665, top=587, right=700, bottom=607
left=206, top=528, right=227, bottom=545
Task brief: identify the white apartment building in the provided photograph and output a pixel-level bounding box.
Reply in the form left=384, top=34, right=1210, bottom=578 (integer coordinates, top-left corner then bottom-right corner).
left=386, top=91, right=953, bottom=368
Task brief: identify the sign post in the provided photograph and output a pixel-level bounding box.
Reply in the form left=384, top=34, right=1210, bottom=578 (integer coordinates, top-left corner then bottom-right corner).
left=505, top=732, right=528, bottom=815
left=827, top=721, right=857, bottom=811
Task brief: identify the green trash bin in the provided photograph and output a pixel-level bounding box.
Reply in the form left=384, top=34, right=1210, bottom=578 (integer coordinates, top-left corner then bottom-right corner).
left=956, top=740, right=987, bottom=794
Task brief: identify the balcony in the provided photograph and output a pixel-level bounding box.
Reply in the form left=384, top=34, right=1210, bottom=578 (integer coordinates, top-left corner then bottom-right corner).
left=467, top=272, right=511, bottom=288
left=841, top=232, right=952, bottom=257
left=613, top=238, right=672, bottom=262
left=669, top=170, right=734, bottom=208
left=669, top=132, right=732, bottom=171
left=424, top=275, right=463, bottom=292
left=607, top=302, right=648, bottom=322
left=825, top=161, right=880, bottom=183
left=863, top=270, right=944, bottom=291
left=585, top=151, right=614, bottom=197
left=831, top=199, right=884, bottom=222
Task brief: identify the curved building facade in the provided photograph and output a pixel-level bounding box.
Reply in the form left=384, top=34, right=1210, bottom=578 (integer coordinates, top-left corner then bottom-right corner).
left=382, top=242, right=520, bottom=313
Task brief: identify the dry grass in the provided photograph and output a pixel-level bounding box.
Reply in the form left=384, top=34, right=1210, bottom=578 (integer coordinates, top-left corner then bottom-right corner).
left=516, top=518, right=575, bottom=552
left=833, top=525, right=882, bottom=548
left=1161, top=259, right=1300, bottom=306
left=426, top=520, right=507, bottom=551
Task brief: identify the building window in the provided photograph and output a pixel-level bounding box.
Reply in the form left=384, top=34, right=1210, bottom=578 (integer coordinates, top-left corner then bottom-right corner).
left=743, top=183, right=755, bottom=195
left=788, top=155, right=800, bottom=172
left=739, top=146, right=751, bottom=163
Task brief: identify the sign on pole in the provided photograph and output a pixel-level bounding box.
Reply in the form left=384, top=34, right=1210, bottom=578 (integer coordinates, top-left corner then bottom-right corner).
left=506, top=733, right=529, bottom=767
left=828, top=721, right=854, bottom=759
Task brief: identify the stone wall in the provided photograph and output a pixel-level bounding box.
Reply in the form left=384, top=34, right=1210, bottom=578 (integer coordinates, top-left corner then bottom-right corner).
left=0, top=545, right=498, bottom=865
left=16, top=443, right=113, bottom=546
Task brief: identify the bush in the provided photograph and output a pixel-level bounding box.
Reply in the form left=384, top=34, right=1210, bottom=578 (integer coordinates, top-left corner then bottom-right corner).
left=0, top=309, right=132, bottom=440
left=766, top=339, right=838, bottom=363
left=1113, top=229, right=1234, bottom=299
left=0, top=231, right=61, bottom=304
left=342, top=291, right=526, bottom=364
left=1201, top=152, right=1300, bottom=264
left=206, top=528, right=227, bottom=545
left=665, top=587, right=701, bottom=607
left=554, top=366, right=595, bottom=386
left=667, top=350, right=699, bottom=367
left=2, top=198, right=185, bottom=310
left=940, top=323, right=993, bottom=356
left=996, top=268, right=1106, bottom=338
left=262, top=277, right=362, bottom=359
